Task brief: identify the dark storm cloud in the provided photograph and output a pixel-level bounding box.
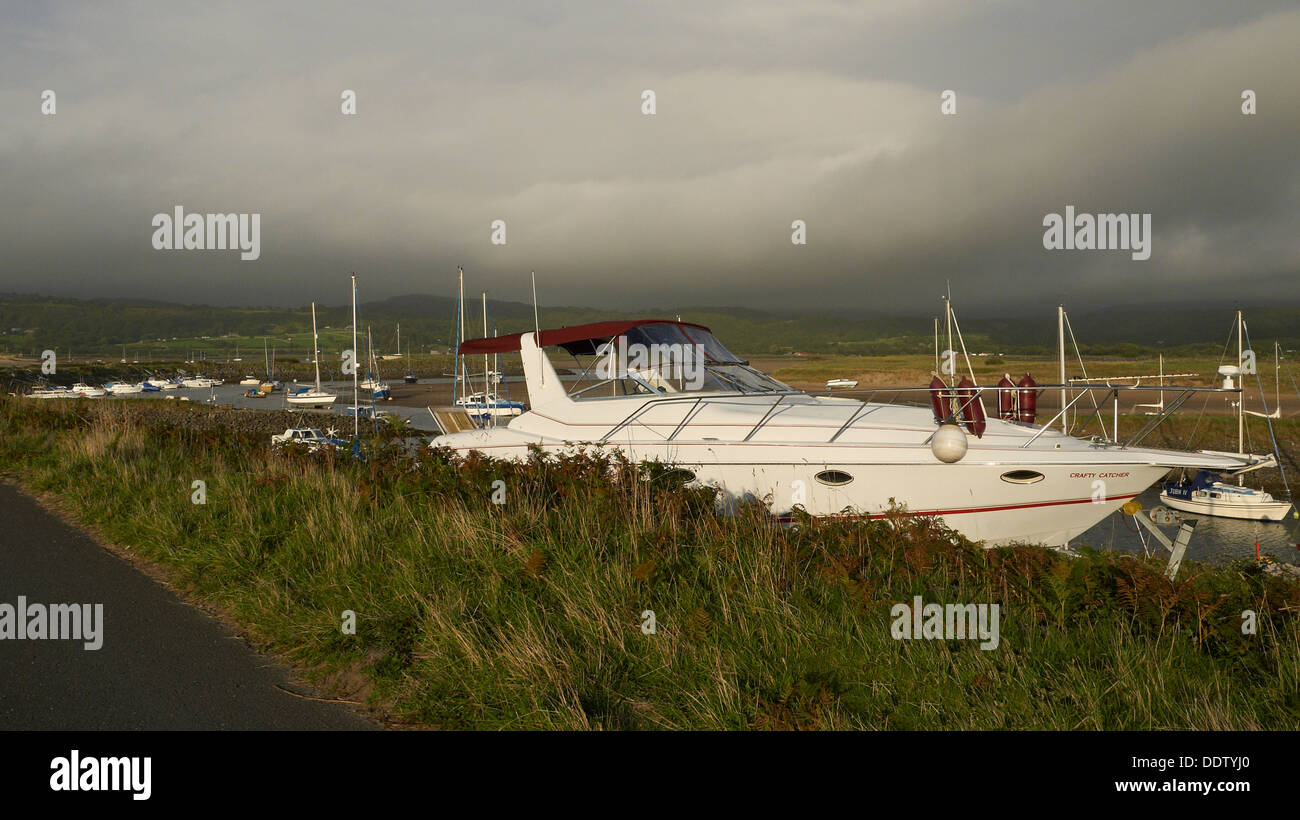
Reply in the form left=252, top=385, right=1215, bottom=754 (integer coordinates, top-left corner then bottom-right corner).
left=0, top=1, right=1296, bottom=314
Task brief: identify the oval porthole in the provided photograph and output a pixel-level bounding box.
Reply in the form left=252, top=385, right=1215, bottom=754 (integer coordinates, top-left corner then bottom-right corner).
left=1000, top=470, right=1045, bottom=485
left=655, top=468, right=696, bottom=483
left=815, top=469, right=854, bottom=487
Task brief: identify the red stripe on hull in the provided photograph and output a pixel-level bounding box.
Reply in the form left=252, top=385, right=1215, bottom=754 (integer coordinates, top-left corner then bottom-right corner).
left=775, top=492, right=1140, bottom=522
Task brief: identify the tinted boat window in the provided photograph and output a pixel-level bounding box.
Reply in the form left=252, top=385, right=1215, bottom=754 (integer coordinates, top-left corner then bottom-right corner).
left=622, top=323, right=744, bottom=364
left=625, top=323, right=692, bottom=350
left=680, top=327, right=744, bottom=364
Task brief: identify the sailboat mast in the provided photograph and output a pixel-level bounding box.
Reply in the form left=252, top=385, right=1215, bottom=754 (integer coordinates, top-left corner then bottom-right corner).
left=311, top=302, right=322, bottom=393
left=351, top=274, right=359, bottom=440
left=1275, top=341, right=1281, bottom=414
left=1237, top=309, right=1244, bottom=459
left=451, top=270, right=460, bottom=402
left=933, top=317, right=939, bottom=374
left=1058, top=305, right=1067, bottom=434
left=1157, top=353, right=1164, bottom=412
left=458, top=267, right=468, bottom=402
left=944, top=291, right=952, bottom=382
left=531, top=270, right=544, bottom=388
left=482, top=291, right=489, bottom=394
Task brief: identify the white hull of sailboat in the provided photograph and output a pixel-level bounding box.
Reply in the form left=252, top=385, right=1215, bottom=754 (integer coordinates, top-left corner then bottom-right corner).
left=1159, top=491, right=1293, bottom=522
left=286, top=392, right=337, bottom=406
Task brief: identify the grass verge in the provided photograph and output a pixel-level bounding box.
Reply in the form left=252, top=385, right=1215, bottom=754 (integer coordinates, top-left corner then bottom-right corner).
left=1, top=396, right=1297, bottom=729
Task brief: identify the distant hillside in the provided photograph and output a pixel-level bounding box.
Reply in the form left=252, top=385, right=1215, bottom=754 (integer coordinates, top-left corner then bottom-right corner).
left=1, top=293, right=1296, bottom=358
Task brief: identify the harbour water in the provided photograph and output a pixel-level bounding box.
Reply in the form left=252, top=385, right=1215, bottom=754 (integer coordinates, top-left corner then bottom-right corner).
left=1077, top=486, right=1300, bottom=567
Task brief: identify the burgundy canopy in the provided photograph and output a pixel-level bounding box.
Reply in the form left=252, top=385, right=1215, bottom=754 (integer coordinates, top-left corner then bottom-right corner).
left=458, top=319, right=713, bottom=355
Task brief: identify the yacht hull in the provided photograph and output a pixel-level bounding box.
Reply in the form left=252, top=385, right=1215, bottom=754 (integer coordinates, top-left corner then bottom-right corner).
left=434, top=430, right=1174, bottom=546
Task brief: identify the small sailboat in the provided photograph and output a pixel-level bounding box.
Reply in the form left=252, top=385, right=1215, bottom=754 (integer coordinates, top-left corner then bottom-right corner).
left=257, top=339, right=280, bottom=393
left=1161, top=311, right=1294, bottom=521
left=450, top=282, right=521, bottom=424
left=359, top=326, right=392, bottom=400
left=403, top=332, right=417, bottom=384
left=455, top=391, right=525, bottom=419
left=286, top=302, right=337, bottom=406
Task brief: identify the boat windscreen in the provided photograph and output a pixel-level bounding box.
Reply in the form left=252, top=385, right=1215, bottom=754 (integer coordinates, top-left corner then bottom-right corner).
left=623, top=323, right=745, bottom=364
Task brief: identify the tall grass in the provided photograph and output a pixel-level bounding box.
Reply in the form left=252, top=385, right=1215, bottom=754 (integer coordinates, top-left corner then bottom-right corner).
left=1, top=397, right=1297, bottom=729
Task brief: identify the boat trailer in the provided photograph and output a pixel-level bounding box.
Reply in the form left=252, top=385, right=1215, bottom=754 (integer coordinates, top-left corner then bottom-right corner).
left=1121, top=500, right=1195, bottom=580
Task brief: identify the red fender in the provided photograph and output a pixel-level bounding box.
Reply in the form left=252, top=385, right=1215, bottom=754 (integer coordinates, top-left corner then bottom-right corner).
left=1017, top=373, right=1037, bottom=423
left=957, top=376, right=986, bottom=438
left=996, top=375, right=1015, bottom=420
left=929, top=375, right=948, bottom=423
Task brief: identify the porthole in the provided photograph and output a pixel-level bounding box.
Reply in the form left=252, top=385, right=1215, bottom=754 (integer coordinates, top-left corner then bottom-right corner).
left=1000, top=470, right=1045, bottom=485
left=815, top=470, right=854, bottom=487
left=653, top=468, right=696, bottom=483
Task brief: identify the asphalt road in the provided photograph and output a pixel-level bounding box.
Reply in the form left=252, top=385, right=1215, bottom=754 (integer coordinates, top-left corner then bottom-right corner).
left=0, top=483, right=378, bottom=730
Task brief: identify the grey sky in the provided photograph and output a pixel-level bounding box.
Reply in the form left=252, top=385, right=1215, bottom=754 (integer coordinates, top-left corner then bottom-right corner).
left=1, top=1, right=1297, bottom=314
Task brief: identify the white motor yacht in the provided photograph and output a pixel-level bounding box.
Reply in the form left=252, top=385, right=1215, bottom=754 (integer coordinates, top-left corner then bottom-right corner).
left=70, top=383, right=106, bottom=397
left=432, top=319, right=1251, bottom=547
left=27, top=386, right=75, bottom=399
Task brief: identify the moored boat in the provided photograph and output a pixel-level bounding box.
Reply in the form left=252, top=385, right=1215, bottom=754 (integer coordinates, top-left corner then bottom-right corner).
left=1159, top=311, right=1294, bottom=521
left=1161, top=471, right=1292, bottom=521
left=286, top=302, right=336, bottom=407
left=454, top=392, right=525, bottom=419
left=433, top=318, right=1252, bottom=547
